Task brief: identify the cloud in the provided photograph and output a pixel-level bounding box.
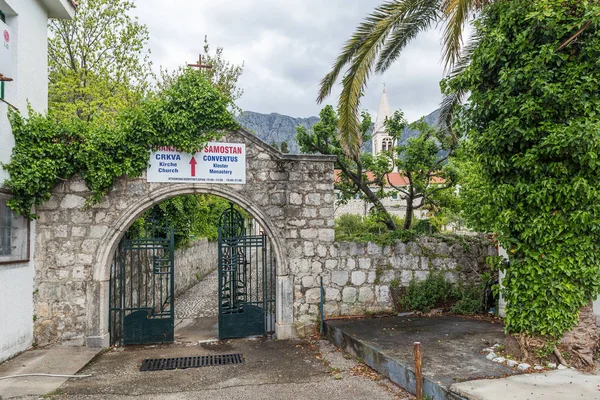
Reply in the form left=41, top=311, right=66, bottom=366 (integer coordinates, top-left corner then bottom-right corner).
left=132, top=0, right=445, bottom=122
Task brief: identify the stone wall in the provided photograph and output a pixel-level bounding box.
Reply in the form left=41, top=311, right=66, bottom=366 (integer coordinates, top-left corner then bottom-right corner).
left=293, top=235, right=496, bottom=336
left=174, top=238, right=217, bottom=297
left=32, top=128, right=336, bottom=346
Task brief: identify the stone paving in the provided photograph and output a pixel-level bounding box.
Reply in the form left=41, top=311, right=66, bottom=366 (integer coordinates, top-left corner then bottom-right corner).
left=175, top=269, right=219, bottom=319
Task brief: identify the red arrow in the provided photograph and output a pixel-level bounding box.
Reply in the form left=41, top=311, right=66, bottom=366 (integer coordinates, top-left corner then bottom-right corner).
left=189, top=156, right=197, bottom=177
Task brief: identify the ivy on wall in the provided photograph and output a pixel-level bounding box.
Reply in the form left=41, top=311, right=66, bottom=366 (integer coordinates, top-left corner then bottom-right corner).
left=3, top=70, right=239, bottom=218
left=451, top=0, right=600, bottom=338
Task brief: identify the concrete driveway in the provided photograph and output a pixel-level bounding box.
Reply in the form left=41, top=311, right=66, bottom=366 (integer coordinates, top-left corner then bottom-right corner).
left=37, top=338, right=412, bottom=400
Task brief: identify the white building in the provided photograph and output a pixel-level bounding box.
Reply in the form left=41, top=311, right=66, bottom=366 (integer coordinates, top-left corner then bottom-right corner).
left=0, top=0, right=75, bottom=362
left=371, top=86, right=394, bottom=157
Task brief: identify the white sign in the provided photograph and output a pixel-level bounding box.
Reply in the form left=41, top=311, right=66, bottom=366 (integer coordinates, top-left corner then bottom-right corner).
left=147, top=143, right=246, bottom=184
left=0, top=20, right=12, bottom=77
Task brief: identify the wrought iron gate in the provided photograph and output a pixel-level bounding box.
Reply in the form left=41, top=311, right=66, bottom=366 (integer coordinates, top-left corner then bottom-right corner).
left=109, top=219, right=175, bottom=346
left=218, top=204, right=275, bottom=339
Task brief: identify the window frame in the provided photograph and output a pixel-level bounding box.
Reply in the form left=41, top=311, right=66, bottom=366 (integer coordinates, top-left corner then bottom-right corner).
left=0, top=192, right=31, bottom=265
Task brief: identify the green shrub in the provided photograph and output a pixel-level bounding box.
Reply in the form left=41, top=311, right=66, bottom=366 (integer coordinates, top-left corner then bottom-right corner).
left=412, top=219, right=439, bottom=234
left=401, top=273, right=455, bottom=313
left=398, top=273, right=485, bottom=315
left=334, top=214, right=415, bottom=244
left=450, top=285, right=483, bottom=315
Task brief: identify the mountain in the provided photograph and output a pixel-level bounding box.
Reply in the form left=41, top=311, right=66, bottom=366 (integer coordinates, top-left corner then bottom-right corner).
left=236, top=111, right=319, bottom=154
left=236, top=108, right=440, bottom=155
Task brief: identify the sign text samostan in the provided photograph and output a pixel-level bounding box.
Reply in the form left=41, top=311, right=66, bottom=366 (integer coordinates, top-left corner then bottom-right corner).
left=147, top=143, right=246, bottom=184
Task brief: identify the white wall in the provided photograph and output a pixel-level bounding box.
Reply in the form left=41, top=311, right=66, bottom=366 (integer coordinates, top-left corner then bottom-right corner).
left=0, top=0, right=49, bottom=185
left=0, top=0, right=71, bottom=362
left=0, top=261, right=34, bottom=361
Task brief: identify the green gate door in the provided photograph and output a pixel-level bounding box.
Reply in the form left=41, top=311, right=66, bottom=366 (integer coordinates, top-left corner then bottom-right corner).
left=218, top=204, right=275, bottom=339
left=109, top=219, right=175, bottom=346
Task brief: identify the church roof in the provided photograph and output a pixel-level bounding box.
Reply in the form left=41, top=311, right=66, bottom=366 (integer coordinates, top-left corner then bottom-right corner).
left=334, top=170, right=445, bottom=187
left=373, top=86, right=391, bottom=135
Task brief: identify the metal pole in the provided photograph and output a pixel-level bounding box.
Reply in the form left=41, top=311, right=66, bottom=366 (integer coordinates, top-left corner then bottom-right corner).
left=319, top=277, right=325, bottom=336
left=414, top=342, right=422, bottom=400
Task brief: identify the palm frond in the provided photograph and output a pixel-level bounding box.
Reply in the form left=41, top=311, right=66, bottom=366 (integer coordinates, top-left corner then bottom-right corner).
left=317, top=4, right=397, bottom=104
left=437, top=30, right=481, bottom=143
left=376, top=0, right=442, bottom=73
left=333, top=1, right=413, bottom=157
left=328, top=0, right=444, bottom=157
left=441, top=0, right=491, bottom=71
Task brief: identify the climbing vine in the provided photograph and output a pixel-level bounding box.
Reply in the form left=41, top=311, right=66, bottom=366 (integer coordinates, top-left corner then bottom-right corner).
left=3, top=69, right=239, bottom=218
left=450, top=0, right=600, bottom=340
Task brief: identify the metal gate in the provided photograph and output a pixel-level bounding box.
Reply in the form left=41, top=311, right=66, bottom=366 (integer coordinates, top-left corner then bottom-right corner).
left=109, top=219, right=175, bottom=346
left=218, top=204, right=275, bottom=339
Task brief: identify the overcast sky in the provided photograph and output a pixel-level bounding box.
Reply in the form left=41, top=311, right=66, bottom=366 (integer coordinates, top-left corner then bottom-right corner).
left=131, top=0, right=445, bottom=122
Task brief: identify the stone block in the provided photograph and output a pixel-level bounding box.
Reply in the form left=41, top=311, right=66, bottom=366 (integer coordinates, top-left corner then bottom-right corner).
left=319, top=207, right=334, bottom=217
left=305, top=288, right=321, bottom=304
left=342, top=287, right=357, bottom=303
left=331, top=270, right=348, bottom=286
left=76, top=254, right=93, bottom=265
left=271, top=192, right=286, bottom=204
left=301, top=275, right=315, bottom=288
left=71, top=226, right=87, bottom=237
left=376, top=285, right=390, bottom=303
left=351, top=271, right=366, bottom=286
left=358, top=287, right=374, bottom=303
left=289, top=193, right=303, bottom=205
left=317, top=245, right=328, bottom=258
left=304, top=242, right=315, bottom=257
left=346, top=258, right=357, bottom=270
left=400, top=270, right=413, bottom=284
left=56, top=253, right=75, bottom=267
left=300, top=229, right=318, bottom=239
left=301, top=208, right=317, bottom=218
left=89, top=225, right=109, bottom=238
left=306, top=193, right=321, bottom=206
left=367, top=242, right=381, bottom=255
left=367, top=271, right=376, bottom=284
left=288, top=219, right=306, bottom=227
left=517, top=363, right=531, bottom=371
left=325, top=287, right=340, bottom=301
left=311, top=261, right=323, bottom=274
left=358, top=257, right=371, bottom=270
left=318, top=229, right=335, bottom=242
left=325, top=259, right=338, bottom=270
left=60, top=194, right=86, bottom=209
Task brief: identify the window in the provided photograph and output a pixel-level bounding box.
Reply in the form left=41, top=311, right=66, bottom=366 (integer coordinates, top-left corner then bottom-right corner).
left=0, top=194, right=29, bottom=264
left=382, top=137, right=393, bottom=152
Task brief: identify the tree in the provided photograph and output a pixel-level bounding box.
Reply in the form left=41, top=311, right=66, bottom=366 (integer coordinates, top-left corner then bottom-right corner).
left=378, top=111, right=457, bottom=229
left=158, top=35, right=244, bottom=113
left=450, top=0, right=600, bottom=367
left=48, top=0, right=152, bottom=123
left=280, top=141, right=290, bottom=154
left=297, top=105, right=398, bottom=230
left=149, top=39, right=245, bottom=245
left=316, top=0, right=492, bottom=157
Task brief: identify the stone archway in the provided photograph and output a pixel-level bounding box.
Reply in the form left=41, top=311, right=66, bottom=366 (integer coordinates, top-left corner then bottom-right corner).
left=32, top=129, right=336, bottom=348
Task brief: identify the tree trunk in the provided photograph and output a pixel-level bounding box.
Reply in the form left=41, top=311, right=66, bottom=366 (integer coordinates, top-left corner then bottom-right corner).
left=404, top=197, right=413, bottom=230
left=359, top=182, right=396, bottom=231
left=560, top=301, right=599, bottom=369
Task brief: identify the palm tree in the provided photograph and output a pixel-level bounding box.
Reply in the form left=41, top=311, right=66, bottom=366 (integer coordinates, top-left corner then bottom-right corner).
left=317, top=0, right=492, bottom=157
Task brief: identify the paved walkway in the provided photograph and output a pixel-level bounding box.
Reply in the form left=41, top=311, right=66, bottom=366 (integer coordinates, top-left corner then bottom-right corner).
left=175, top=270, right=219, bottom=319
left=0, top=347, right=100, bottom=399
left=50, top=339, right=413, bottom=400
